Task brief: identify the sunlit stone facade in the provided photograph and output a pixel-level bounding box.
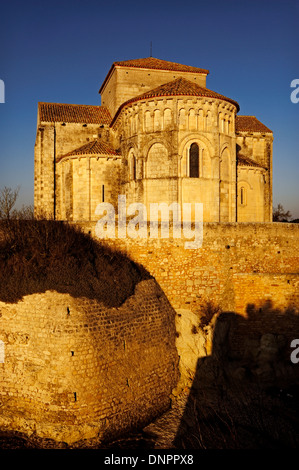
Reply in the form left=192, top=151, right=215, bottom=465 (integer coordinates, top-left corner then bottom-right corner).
left=34, top=57, right=273, bottom=222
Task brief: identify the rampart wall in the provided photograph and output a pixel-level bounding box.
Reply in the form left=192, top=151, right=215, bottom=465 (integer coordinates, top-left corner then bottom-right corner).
left=85, top=221, right=299, bottom=384
left=79, top=222, right=299, bottom=317
left=0, top=221, right=298, bottom=445
left=0, top=280, right=178, bottom=445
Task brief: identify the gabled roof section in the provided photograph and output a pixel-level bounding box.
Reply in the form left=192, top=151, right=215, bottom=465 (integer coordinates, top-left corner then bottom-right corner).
left=236, top=115, right=272, bottom=133
left=111, top=77, right=239, bottom=125
left=57, top=139, right=120, bottom=162
left=129, top=77, right=239, bottom=107
left=99, top=57, right=209, bottom=93
left=39, top=102, right=112, bottom=125
left=113, top=57, right=209, bottom=74
left=237, top=154, right=267, bottom=170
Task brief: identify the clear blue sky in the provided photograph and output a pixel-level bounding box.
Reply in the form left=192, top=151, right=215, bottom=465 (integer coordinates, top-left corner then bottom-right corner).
left=0, top=0, right=298, bottom=217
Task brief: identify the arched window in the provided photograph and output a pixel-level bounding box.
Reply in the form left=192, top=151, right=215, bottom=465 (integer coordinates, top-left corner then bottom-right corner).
left=163, top=108, right=172, bottom=129
left=154, top=109, right=161, bottom=131
left=219, top=112, right=224, bottom=133
left=198, top=109, right=204, bottom=131
left=179, top=109, right=186, bottom=130
left=144, top=111, right=152, bottom=132
left=188, top=109, right=196, bottom=130
left=147, top=143, right=169, bottom=178
left=205, top=110, right=212, bottom=130
left=189, top=143, right=199, bottom=178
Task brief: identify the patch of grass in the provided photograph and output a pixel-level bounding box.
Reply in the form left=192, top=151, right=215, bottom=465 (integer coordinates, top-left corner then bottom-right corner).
left=0, top=219, right=149, bottom=305
left=198, top=300, right=221, bottom=329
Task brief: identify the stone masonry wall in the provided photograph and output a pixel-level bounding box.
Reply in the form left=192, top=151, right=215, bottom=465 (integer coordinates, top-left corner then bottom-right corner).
left=81, top=221, right=299, bottom=386
left=101, top=66, right=208, bottom=118
left=236, top=132, right=273, bottom=222
left=113, top=95, right=238, bottom=222
left=56, top=155, right=122, bottom=221
left=0, top=280, right=179, bottom=444
left=34, top=121, right=108, bottom=218
left=1, top=221, right=298, bottom=444
left=79, top=222, right=299, bottom=317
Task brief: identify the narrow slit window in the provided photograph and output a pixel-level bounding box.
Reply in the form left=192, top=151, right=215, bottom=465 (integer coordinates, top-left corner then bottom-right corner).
left=240, top=187, right=246, bottom=205
left=189, top=143, right=199, bottom=178
left=102, top=184, right=105, bottom=202
left=132, top=156, right=136, bottom=180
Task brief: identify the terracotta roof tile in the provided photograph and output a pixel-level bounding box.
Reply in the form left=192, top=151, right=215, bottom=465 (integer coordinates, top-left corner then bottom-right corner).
left=111, top=77, right=239, bottom=124
left=132, top=77, right=239, bottom=106
left=99, top=57, right=209, bottom=93
left=237, top=154, right=267, bottom=169
left=39, top=102, right=112, bottom=125
left=236, top=115, right=272, bottom=133
left=113, top=57, right=209, bottom=75
left=58, top=139, right=120, bottom=161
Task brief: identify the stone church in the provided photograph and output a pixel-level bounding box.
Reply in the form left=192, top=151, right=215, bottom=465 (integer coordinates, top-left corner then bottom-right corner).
left=34, top=57, right=273, bottom=223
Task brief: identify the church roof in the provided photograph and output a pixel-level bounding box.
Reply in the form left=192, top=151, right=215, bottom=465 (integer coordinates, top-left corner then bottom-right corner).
left=99, top=57, right=209, bottom=93
left=57, top=139, right=120, bottom=161
left=111, top=77, right=240, bottom=124
left=236, top=115, right=272, bottom=133
left=38, top=102, right=112, bottom=125
left=237, top=154, right=267, bottom=169
left=113, top=57, right=209, bottom=74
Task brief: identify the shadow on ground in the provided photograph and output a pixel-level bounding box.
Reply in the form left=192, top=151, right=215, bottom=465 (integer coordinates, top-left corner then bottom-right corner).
left=0, top=220, right=298, bottom=449
left=2, top=302, right=298, bottom=449
left=172, top=303, right=299, bottom=449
